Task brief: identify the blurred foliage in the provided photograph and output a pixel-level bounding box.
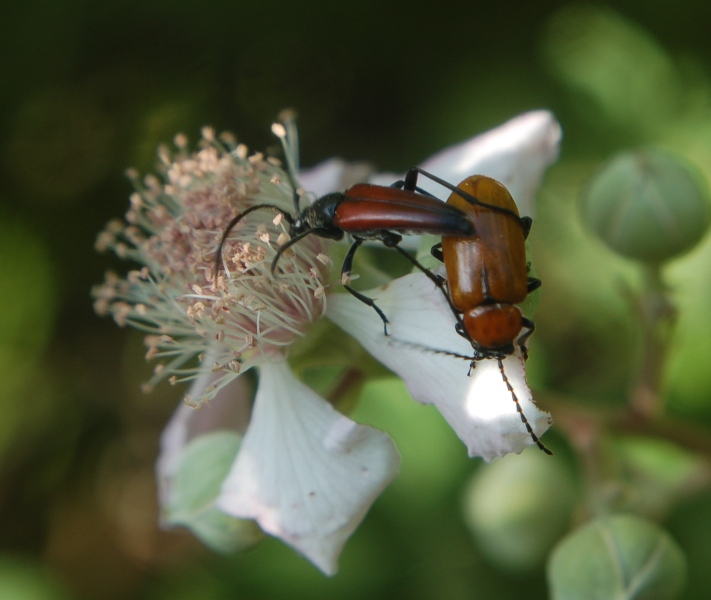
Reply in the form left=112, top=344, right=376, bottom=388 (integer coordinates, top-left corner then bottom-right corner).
left=3, top=1, right=711, bottom=599
left=462, top=450, right=578, bottom=572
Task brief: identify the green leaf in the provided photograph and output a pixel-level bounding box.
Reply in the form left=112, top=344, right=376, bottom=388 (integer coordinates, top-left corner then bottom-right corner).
left=616, top=437, right=706, bottom=518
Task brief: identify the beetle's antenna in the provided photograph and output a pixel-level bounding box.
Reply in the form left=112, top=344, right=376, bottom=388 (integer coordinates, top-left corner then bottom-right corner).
left=388, top=337, right=483, bottom=374
left=270, top=228, right=318, bottom=275
left=215, top=204, right=293, bottom=280
left=497, top=358, right=552, bottom=455
left=387, top=337, right=474, bottom=360
left=412, top=167, right=525, bottom=226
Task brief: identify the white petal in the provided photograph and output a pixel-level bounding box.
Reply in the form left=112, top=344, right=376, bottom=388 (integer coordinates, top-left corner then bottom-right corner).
left=156, top=402, right=195, bottom=511
left=299, top=158, right=375, bottom=198
left=369, top=111, right=561, bottom=217
left=298, top=158, right=348, bottom=197
left=327, top=274, right=552, bottom=462
left=217, top=359, right=400, bottom=575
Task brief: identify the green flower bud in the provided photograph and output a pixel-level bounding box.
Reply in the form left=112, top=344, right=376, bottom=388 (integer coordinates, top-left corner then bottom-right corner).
left=548, top=514, right=687, bottom=600
left=580, top=149, right=711, bottom=264
left=462, top=451, right=577, bottom=572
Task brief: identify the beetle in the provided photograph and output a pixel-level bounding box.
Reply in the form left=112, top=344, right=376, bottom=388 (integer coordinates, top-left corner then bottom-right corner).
left=428, top=174, right=550, bottom=454
left=215, top=167, right=512, bottom=333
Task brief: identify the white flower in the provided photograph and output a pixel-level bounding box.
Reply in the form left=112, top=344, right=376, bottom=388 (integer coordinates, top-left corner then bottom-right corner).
left=327, top=111, right=561, bottom=461
left=94, top=111, right=561, bottom=575
left=93, top=123, right=399, bottom=575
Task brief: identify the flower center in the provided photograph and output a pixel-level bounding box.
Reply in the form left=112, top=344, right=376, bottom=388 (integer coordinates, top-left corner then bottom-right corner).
left=94, top=127, right=330, bottom=405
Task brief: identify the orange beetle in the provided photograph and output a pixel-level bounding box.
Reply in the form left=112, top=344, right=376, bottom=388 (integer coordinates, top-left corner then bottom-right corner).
left=430, top=175, right=550, bottom=454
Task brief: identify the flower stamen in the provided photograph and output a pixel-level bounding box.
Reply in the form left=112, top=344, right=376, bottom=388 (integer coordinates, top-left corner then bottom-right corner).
left=93, top=126, right=331, bottom=406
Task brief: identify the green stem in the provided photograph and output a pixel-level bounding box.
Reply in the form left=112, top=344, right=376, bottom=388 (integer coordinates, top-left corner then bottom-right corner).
left=629, top=265, right=676, bottom=418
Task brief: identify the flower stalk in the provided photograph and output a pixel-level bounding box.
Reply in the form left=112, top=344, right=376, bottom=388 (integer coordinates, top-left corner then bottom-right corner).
left=630, top=265, right=677, bottom=418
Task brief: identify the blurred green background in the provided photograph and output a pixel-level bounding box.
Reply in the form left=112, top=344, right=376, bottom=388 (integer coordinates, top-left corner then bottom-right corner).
left=3, top=1, right=711, bottom=598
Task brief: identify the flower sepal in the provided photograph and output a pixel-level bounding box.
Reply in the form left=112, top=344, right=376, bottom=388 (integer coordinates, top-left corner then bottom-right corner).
left=160, top=430, right=264, bottom=553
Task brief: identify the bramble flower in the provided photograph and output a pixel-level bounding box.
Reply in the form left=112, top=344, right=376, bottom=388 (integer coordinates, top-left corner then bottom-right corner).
left=93, top=121, right=399, bottom=574
left=93, top=110, right=560, bottom=575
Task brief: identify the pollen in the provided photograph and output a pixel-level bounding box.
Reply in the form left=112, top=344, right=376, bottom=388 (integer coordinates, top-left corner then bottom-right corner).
left=271, top=122, right=287, bottom=139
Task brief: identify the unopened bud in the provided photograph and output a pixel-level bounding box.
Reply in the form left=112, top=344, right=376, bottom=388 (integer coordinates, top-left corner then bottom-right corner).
left=547, top=514, right=687, bottom=600
left=581, top=148, right=711, bottom=264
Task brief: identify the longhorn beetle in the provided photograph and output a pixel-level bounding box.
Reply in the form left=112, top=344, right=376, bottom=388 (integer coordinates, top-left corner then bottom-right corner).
left=214, top=167, right=517, bottom=333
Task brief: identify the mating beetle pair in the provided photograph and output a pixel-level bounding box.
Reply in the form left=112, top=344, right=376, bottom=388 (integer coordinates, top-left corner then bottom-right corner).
left=216, top=167, right=536, bottom=363
left=215, top=165, right=550, bottom=454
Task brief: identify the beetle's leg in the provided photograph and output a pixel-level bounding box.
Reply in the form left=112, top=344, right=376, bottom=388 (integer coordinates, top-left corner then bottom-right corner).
left=392, top=245, right=445, bottom=287
left=281, top=164, right=302, bottom=215
left=525, top=263, right=542, bottom=292
left=389, top=168, right=440, bottom=197
left=389, top=168, right=418, bottom=191
left=393, top=239, right=471, bottom=345
left=341, top=238, right=390, bottom=335
left=389, top=244, right=470, bottom=334
left=340, top=237, right=362, bottom=283
left=455, top=321, right=468, bottom=339
left=521, top=216, right=533, bottom=239
left=342, top=284, right=391, bottom=335
left=527, top=277, right=542, bottom=293
left=403, top=168, right=419, bottom=191
left=378, top=231, right=403, bottom=248
left=517, top=317, right=536, bottom=360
